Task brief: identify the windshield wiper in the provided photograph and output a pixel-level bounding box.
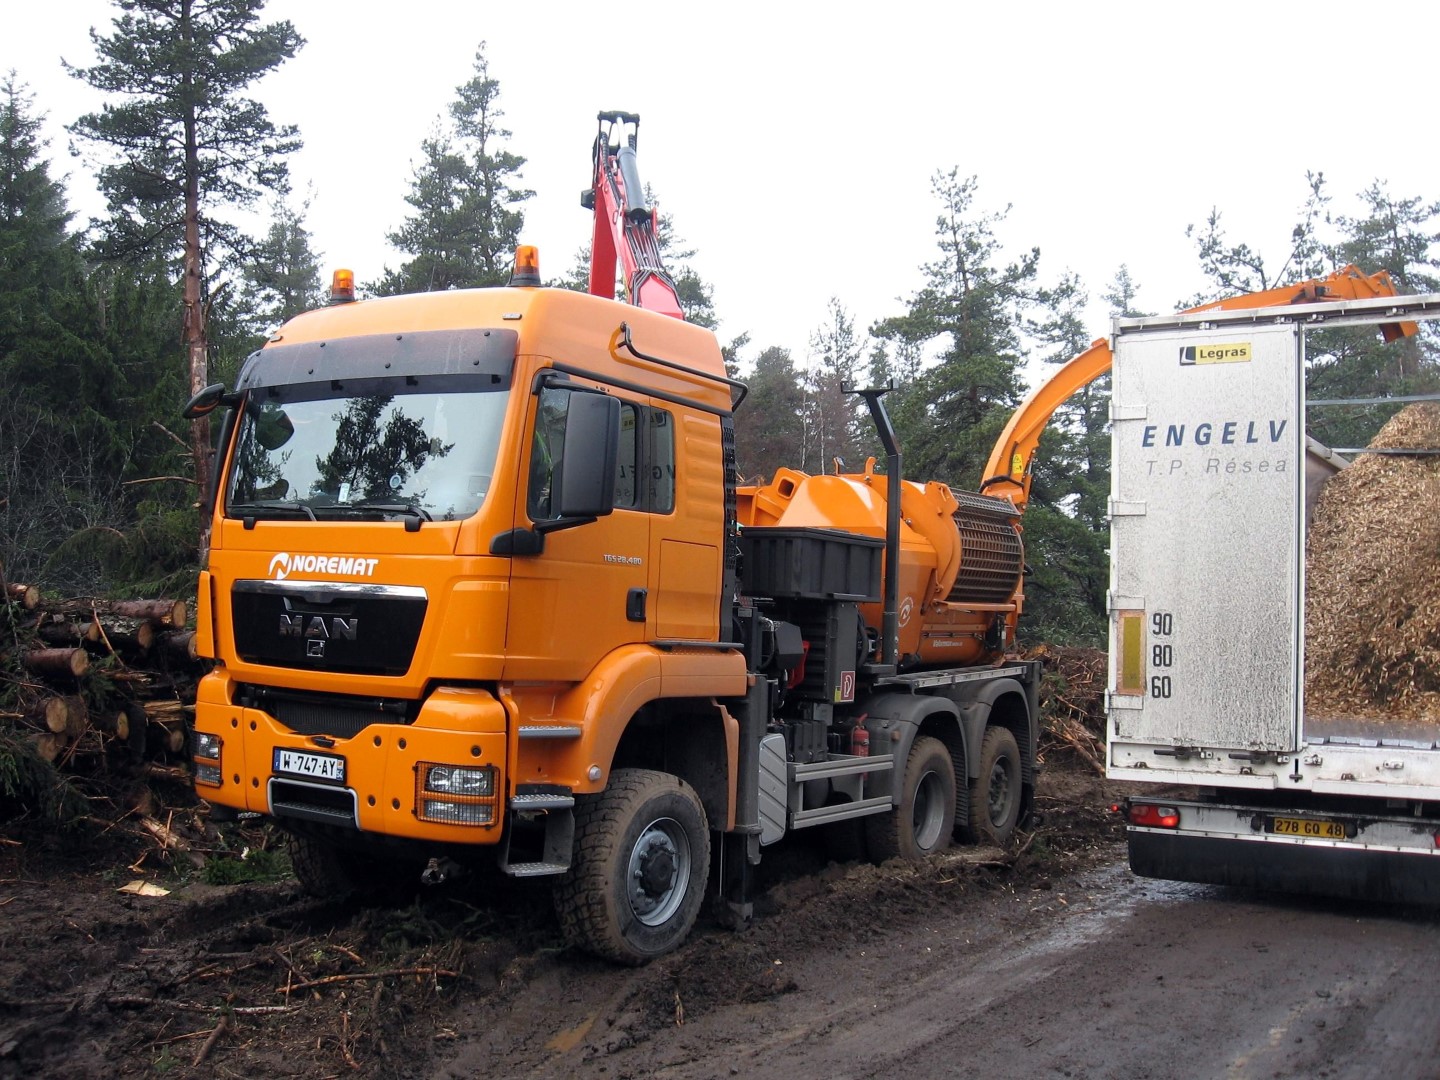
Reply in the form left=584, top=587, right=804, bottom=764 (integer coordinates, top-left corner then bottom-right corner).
left=344, top=500, right=433, bottom=531
left=230, top=500, right=317, bottom=521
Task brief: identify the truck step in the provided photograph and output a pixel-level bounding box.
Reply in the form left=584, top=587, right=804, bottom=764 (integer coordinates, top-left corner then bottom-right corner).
left=504, top=861, right=570, bottom=878
left=518, top=724, right=583, bottom=739
left=510, top=793, right=576, bottom=810
left=791, top=794, right=894, bottom=830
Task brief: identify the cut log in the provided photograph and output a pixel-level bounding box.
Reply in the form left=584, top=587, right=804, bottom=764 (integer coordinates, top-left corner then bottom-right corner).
left=159, top=630, right=199, bottom=661
left=107, top=622, right=157, bottom=654
left=31, top=696, right=70, bottom=735
left=36, top=619, right=101, bottom=646
left=109, top=599, right=188, bottom=627
left=45, top=598, right=186, bottom=627
left=28, top=733, right=64, bottom=763
left=23, top=648, right=89, bottom=679
left=6, top=583, right=40, bottom=609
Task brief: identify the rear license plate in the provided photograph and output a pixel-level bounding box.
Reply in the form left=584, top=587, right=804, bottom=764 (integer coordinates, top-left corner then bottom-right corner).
left=1267, top=815, right=1347, bottom=840
left=273, top=748, right=346, bottom=784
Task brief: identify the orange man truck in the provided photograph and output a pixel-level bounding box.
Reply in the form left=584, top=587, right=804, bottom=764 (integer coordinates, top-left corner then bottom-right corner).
left=184, top=113, right=1043, bottom=962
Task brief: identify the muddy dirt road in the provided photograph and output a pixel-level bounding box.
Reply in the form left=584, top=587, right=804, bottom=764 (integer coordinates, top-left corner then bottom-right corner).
left=434, top=861, right=1440, bottom=1080
left=4, top=768, right=1438, bottom=1079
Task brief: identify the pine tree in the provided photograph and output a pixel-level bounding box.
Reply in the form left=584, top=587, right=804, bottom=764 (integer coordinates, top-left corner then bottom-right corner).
left=1308, top=182, right=1440, bottom=449
left=1017, top=270, right=1110, bottom=645
left=873, top=170, right=1037, bottom=489
left=804, top=298, right=863, bottom=473
left=377, top=44, right=531, bottom=294
left=66, top=0, right=304, bottom=495
left=732, top=346, right=805, bottom=483
left=240, top=187, right=322, bottom=330
left=0, top=77, right=188, bottom=589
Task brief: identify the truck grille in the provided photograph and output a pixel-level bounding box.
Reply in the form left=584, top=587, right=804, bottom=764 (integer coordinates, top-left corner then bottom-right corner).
left=231, top=580, right=427, bottom=676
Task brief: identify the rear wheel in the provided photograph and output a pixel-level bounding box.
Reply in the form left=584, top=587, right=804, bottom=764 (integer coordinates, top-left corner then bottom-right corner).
left=554, top=769, right=710, bottom=965
left=865, top=735, right=956, bottom=862
left=962, top=726, right=1022, bottom=846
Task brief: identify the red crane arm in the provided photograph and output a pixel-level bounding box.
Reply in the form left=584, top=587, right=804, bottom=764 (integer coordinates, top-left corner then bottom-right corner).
left=584, top=112, right=684, bottom=319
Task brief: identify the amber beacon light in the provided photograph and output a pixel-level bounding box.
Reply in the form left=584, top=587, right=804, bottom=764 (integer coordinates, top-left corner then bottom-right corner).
left=328, top=268, right=356, bottom=304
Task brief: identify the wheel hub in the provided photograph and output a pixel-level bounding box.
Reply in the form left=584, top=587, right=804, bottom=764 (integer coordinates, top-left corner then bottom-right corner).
left=989, top=759, right=1013, bottom=823
left=627, top=817, right=691, bottom=926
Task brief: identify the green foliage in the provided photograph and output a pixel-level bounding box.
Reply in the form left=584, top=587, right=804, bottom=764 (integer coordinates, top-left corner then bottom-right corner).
left=1018, top=504, right=1107, bottom=647
left=376, top=44, right=532, bottom=294
left=201, top=844, right=291, bottom=885
left=0, top=729, right=90, bottom=826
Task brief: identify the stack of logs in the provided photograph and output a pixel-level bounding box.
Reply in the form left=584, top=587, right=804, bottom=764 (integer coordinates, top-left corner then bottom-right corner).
left=3, top=566, right=205, bottom=772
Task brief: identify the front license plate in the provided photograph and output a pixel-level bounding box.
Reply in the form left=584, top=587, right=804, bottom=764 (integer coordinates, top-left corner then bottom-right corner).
left=1268, top=815, right=1348, bottom=840
left=273, top=747, right=346, bottom=784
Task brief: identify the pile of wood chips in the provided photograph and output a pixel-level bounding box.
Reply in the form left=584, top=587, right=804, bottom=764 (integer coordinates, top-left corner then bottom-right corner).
left=1305, top=403, right=1440, bottom=722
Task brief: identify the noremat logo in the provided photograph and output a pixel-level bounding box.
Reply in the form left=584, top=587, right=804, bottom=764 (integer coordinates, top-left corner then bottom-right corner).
left=1180, top=341, right=1252, bottom=366
left=267, top=553, right=379, bottom=580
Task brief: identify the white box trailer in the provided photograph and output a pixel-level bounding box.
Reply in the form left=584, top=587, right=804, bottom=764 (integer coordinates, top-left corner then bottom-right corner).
left=1106, top=292, right=1440, bottom=903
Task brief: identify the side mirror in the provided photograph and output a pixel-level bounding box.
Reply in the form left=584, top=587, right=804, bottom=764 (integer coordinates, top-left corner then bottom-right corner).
left=183, top=383, right=230, bottom=419
left=554, top=392, right=620, bottom=519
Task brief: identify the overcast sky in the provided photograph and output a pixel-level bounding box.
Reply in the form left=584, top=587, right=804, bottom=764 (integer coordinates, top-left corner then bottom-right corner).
left=4, top=1, right=1438, bottom=379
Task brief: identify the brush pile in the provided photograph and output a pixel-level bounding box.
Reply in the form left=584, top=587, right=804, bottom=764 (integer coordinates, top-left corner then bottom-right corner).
left=1028, top=644, right=1107, bottom=775
left=1305, top=403, right=1440, bottom=722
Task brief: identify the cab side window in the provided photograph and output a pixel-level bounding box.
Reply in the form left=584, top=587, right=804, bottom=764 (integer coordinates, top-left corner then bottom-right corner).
left=648, top=409, right=675, bottom=513
left=614, top=403, right=640, bottom=509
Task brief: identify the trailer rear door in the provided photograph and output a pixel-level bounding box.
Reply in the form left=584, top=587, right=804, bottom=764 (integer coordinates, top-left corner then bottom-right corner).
left=1108, top=321, right=1304, bottom=754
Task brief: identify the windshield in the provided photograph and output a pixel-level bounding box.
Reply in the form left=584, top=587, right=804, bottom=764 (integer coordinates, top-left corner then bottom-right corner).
left=227, top=382, right=508, bottom=522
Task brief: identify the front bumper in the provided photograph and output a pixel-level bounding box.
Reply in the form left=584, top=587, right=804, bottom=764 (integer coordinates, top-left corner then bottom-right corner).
left=193, top=672, right=509, bottom=845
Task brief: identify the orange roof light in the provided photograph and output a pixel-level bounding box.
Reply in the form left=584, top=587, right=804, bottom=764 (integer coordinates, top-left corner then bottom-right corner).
left=510, top=245, right=541, bottom=287
left=329, top=268, right=356, bottom=304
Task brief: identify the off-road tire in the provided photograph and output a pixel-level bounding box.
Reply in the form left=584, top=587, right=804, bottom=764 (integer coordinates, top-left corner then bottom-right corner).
left=288, top=832, right=360, bottom=897
left=554, top=769, right=710, bottom=965
left=864, top=735, right=957, bottom=862
left=961, top=725, right=1022, bottom=846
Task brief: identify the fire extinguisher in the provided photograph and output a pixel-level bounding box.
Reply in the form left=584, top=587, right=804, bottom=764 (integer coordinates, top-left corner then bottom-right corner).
left=850, top=714, right=870, bottom=758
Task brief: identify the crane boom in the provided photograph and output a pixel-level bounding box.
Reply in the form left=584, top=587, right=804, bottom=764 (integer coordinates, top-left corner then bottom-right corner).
left=980, top=265, right=1419, bottom=512
left=583, top=111, right=685, bottom=319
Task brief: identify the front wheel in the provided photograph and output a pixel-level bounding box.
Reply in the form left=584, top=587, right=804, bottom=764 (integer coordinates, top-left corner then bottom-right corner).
left=554, top=769, right=710, bottom=965
left=961, top=726, right=1022, bottom=846
left=865, top=735, right=957, bottom=862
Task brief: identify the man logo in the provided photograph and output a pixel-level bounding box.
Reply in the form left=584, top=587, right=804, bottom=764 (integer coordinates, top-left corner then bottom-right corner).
left=267, top=553, right=380, bottom=580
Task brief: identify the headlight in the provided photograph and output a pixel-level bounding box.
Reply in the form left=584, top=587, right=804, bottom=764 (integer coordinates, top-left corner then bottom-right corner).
left=419, top=799, right=495, bottom=825
left=192, top=731, right=222, bottom=759
left=415, top=763, right=498, bottom=827
left=194, top=763, right=223, bottom=787
left=424, top=764, right=494, bottom=796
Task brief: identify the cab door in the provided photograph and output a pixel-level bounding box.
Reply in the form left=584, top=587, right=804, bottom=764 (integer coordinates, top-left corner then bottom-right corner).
left=502, top=380, right=649, bottom=682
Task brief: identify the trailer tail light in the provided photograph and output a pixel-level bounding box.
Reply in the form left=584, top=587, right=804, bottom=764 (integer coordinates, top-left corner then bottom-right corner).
left=415, top=763, right=499, bottom=827
left=1127, top=803, right=1180, bottom=829
left=328, top=268, right=356, bottom=304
